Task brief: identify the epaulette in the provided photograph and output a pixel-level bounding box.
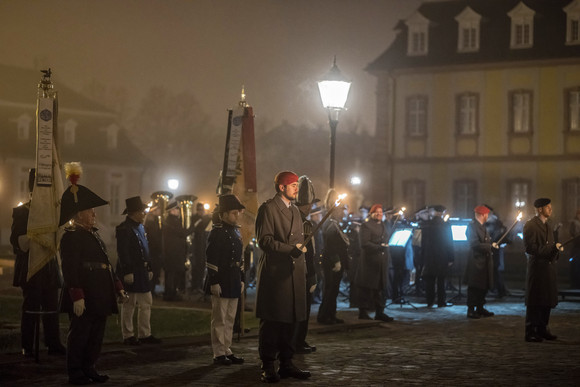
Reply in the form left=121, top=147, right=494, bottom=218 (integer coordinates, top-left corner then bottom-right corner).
left=213, top=223, right=224, bottom=229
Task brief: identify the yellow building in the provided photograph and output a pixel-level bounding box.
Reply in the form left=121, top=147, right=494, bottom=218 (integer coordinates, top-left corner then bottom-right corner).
left=368, top=0, right=580, bottom=222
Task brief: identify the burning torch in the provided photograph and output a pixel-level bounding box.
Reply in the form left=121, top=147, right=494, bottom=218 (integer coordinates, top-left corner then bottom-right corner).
left=302, top=193, right=347, bottom=247
left=492, top=211, right=523, bottom=249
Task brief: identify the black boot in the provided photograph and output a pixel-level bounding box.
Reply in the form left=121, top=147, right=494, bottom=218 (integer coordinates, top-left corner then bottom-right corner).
left=358, top=309, right=372, bottom=320
left=261, top=362, right=280, bottom=383
left=374, top=309, right=394, bottom=322
left=467, top=306, right=480, bottom=319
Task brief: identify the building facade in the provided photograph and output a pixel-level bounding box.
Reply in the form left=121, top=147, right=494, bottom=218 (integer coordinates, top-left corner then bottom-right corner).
left=0, top=65, right=152, bottom=252
left=368, top=0, right=580, bottom=223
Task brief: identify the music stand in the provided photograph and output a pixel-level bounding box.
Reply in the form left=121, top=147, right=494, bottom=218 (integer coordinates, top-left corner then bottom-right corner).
left=386, top=228, right=418, bottom=309
left=448, top=223, right=468, bottom=303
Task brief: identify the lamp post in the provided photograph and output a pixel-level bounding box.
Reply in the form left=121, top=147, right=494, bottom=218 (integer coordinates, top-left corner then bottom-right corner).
left=317, top=57, right=351, bottom=189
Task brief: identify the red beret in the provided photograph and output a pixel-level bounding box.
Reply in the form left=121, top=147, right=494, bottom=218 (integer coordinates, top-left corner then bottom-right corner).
left=474, top=205, right=490, bottom=215
left=370, top=204, right=383, bottom=214
left=274, top=171, right=299, bottom=186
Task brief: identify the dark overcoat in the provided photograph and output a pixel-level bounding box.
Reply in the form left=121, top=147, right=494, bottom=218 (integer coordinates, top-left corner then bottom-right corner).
left=465, top=220, right=493, bottom=290
left=421, top=217, right=454, bottom=277
left=255, top=194, right=307, bottom=323
left=355, top=219, right=388, bottom=290
left=205, top=223, right=244, bottom=298
left=523, top=216, right=559, bottom=307
left=10, top=203, right=62, bottom=290
left=60, top=227, right=120, bottom=316
left=162, top=214, right=192, bottom=271
left=116, top=217, right=152, bottom=293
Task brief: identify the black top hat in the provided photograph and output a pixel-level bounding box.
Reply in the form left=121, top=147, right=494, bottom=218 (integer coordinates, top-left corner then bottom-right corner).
left=218, top=194, right=245, bottom=212
left=123, top=196, right=148, bottom=215
left=59, top=184, right=108, bottom=226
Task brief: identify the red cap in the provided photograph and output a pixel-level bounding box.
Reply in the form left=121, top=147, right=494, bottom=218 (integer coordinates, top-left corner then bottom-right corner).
left=474, top=205, right=490, bottom=215
left=370, top=204, right=383, bottom=214
left=274, top=171, right=299, bottom=186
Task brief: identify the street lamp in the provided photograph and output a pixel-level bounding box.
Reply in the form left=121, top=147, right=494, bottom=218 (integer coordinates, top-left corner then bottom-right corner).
left=167, top=178, right=179, bottom=191
left=317, top=57, right=351, bottom=189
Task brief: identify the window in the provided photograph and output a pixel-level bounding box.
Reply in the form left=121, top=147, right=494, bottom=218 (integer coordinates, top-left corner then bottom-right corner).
left=566, top=88, right=580, bottom=132
left=406, top=12, right=430, bottom=56
left=453, top=180, right=477, bottom=218
left=508, top=3, right=535, bottom=49
left=106, top=124, right=119, bottom=149
left=455, top=7, right=481, bottom=52
left=406, top=95, right=428, bottom=137
left=64, top=119, right=77, bottom=145
left=403, top=179, right=426, bottom=214
left=508, top=179, right=530, bottom=210
left=16, top=114, right=32, bottom=140
left=510, top=90, right=533, bottom=134
left=456, top=93, right=479, bottom=135
left=565, top=0, right=580, bottom=45
left=563, top=178, right=580, bottom=219
left=109, top=173, right=123, bottom=216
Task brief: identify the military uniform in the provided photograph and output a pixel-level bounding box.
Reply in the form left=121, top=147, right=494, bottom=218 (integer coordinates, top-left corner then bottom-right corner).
left=206, top=222, right=244, bottom=359
left=255, top=194, right=306, bottom=369
left=421, top=216, right=454, bottom=307
left=465, top=219, right=493, bottom=312
left=523, top=215, right=559, bottom=340
left=61, top=226, right=122, bottom=381
left=10, top=202, right=64, bottom=356
left=318, top=217, right=349, bottom=324
left=116, top=215, right=154, bottom=342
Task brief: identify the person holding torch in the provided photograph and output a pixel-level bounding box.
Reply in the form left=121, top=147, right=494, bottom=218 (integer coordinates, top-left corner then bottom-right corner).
left=255, top=171, right=311, bottom=383
left=523, top=198, right=561, bottom=342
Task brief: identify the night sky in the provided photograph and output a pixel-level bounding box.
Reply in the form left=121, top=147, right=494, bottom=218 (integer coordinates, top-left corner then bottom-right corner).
left=0, top=0, right=420, bottom=134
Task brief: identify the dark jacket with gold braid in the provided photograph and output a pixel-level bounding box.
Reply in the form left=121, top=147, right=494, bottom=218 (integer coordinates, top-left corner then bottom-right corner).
left=60, top=226, right=122, bottom=316
left=205, top=222, right=244, bottom=298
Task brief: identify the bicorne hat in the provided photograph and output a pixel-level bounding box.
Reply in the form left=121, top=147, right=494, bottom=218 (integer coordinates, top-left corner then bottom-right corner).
left=218, top=194, right=245, bottom=212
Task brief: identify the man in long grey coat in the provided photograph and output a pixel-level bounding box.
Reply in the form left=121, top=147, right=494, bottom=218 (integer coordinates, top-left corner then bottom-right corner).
left=465, top=205, right=494, bottom=319
left=255, top=171, right=311, bottom=383
left=523, top=198, right=561, bottom=342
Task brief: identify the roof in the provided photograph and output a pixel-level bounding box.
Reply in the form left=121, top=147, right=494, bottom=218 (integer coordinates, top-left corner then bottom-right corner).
left=0, top=64, right=152, bottom=167
left=366, top=0, right=580, bottom=73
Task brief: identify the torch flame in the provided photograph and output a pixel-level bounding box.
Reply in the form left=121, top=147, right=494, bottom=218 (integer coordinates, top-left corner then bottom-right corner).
left=334, top=193, right=348, bottom=207
left=517, top=212, right=523, bottom=221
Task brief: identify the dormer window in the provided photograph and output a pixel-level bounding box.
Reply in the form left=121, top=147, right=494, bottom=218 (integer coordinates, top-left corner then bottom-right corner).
left=508, top=2, right=535, bottom=49
left=565, top=0, right=580, bottom=45
left=406, top=12, right=430, bottom=56
left=15, top=114, right=32, bottom=140
left=64, top=119, right=77, bottom=145
left=455, top=7, right=481, bottom=53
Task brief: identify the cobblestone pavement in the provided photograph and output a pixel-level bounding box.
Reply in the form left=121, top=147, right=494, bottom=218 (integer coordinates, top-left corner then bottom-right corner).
left=1, top=297, right=579, bottom=386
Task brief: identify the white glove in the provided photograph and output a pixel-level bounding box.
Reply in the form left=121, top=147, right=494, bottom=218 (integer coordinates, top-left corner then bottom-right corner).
left=556, top=243, right=564, bottom=252
left=309, top=284, right=316, bottom=294
left=492, top=242, right=499, bottom=249
left=148, top=271, right=153, bottom=281
left=332, top=261, right=342, bottom=273
left=117, top=290, right=130, bottom=304
left=296, top=243, right=307, bottom=253
left=210, top=284, right=222, bottom=297
left=124, top=273, right=134, bottom=284
left=73, top=299, right=85, bottom=317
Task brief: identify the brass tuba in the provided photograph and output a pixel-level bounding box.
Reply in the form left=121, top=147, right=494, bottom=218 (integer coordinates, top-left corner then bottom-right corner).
left=150, top=190, right=174, bottom=228
left=175, top=194, right=198, bottom=230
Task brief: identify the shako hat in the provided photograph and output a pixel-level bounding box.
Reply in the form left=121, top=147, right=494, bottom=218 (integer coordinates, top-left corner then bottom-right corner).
left=59, top=162, right=108, bottom=226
